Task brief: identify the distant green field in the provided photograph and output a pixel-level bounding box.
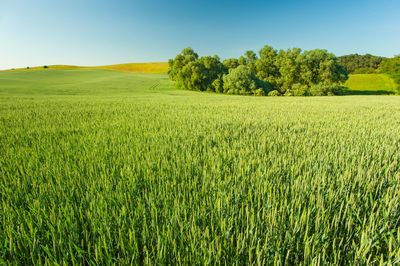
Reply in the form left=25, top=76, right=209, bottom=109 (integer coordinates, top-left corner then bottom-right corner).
left=344, top=73, right=398, bottom=95
left=1, top=69, right=400, bottom=264
left=0, top=69, right=172, bottom=96
left=3, top=62, right=169, bottom=74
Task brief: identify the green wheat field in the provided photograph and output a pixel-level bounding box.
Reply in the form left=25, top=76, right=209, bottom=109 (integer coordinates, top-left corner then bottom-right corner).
left=1, top=69, right=400, bottom=264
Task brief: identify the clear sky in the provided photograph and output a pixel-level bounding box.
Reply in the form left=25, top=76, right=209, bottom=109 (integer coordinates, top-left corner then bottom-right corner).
left=1, top=0, right=399, bottom=69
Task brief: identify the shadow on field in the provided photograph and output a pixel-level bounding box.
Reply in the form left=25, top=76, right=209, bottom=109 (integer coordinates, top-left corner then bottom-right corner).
left=344, top=90, right=395, bottom=95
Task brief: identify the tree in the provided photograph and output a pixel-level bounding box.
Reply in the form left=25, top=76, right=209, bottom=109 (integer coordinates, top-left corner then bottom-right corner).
left=273, top=48, right=347, bottom=93
left=255, top=45, right=280, bottom=87
left=318, top=56, right=348, bottom=85
left=222, top=65, right=272, bottom=95
left=353, top=67, right=376, bottom=74
left=238, top=56, right=247, bottom=66
left=244, top=50, right=257, bottom=73
left=222, top=58, right=239, bottom=70
left=337, top=54, right=384, bottom=73
left=197, top=55, right=227, bottom=91
left=168, top=47, right=226, bottom=92
left=275, top=48, right=303, bottom=92
left=168, top=44, right=349, bottom=96
left=308, top=84, right=344, bottom=96
left=300, top=49, right=348, bottom=86
left=168, top=47, right=199, bottom=81
left=268, top=90, right=281, bottom=96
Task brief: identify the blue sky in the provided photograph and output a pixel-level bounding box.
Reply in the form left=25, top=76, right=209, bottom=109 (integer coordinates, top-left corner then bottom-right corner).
left=1, top=0, right=399, bottom=69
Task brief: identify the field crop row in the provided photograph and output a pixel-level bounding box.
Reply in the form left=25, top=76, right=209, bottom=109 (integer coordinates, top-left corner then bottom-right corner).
left=1, top=92, right=399, bottom=264
left=0, top=71, right=400, bottom=264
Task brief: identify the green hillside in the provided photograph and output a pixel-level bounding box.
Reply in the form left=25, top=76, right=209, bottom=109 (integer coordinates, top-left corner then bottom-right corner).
left=0, top=69, right=173, bottom=96
left=1, top=69, right=400, bottom=264
left=344, top=73, right=398, bottom=95
left=3, top=62, right=169, bottom=74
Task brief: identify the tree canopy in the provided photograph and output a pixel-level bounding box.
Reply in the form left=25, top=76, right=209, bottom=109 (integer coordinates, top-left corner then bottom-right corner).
left=337, top=54, right=384, bottom=74
left=168, top=45, right=349, bottom=96
left=222, top=65, right=272, bottom=96
left=168, top=48, right=226, bottom=92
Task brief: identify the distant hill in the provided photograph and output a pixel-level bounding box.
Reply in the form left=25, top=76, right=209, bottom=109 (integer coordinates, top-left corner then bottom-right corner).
left=344, top=74, right=398, bottom=95
left=0, top=69, right=173, bottom=96
left=4, top=62, right=169, bottom=74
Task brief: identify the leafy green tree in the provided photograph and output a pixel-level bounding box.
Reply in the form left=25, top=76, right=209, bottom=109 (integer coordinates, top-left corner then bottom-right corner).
left=275, top=48, right=303, bottom=92
left=291, top=83, right=309, bottom=96
left=268, top=90, right=281, bottom=96
left=308, top=84, right=344, bottom=96
left=300, top=49, right=348, bottom=86
left=238, top=56, right=247, bottom=66
left=168, top=48, right=226, bottom=92
left=177, top=61, right=207, bottom=91
left=319, top=58, right=348, bottom=85
left=168, top=44, right=349, bottom=96
left=337, top=54, right=384, bottom=73
left=244, top=50, right=257, bottom=73
left=222, top=58, right=239, bottom=70
left=197, top=55, right=227, bottom=91
left=353, top=67, right=376, bottom=74
left=255, top=45, right=280, bottom=87
left=168, top=47, right=198, bottom=82
left=222, top=65, right=271, bottom=95
left=212, top=78, right=224, bottom=93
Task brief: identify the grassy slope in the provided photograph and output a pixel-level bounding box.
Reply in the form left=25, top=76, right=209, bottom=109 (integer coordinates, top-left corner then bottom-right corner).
left=3, top=62, right=169, bottom=74
left=1, top=69, right=400, bottom=264
left=344, top=73, right=398, bottom=95
left=0, top=69, right=172, bottom=96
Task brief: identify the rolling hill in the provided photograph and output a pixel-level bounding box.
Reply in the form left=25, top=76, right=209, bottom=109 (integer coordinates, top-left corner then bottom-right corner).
left=3, top=67, right=398, bottom=96
left=3, top=62, right=169, bottom=74
left=0, top=69, right=173, bottom=96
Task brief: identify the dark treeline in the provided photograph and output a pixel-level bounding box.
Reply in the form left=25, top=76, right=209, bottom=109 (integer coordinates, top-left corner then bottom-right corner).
left=168, top=45, right=348, bottom=96
left=337, top=54, right=384, bottom=74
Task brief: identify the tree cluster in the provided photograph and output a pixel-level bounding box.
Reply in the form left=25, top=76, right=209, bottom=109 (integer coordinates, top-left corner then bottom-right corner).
left=337, top=54, right=384, bottom=74
left=168, top=45, right=348, bottom=96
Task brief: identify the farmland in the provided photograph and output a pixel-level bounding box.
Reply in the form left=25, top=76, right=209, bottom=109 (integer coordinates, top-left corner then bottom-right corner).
left=5, top=62, right=169, bottom=74
left=344, top=74, right=398, bottom=95
left=0, top=69, right=171, bottom=96
left=1, top=69, right=400, bottom=264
